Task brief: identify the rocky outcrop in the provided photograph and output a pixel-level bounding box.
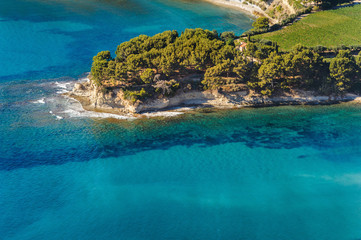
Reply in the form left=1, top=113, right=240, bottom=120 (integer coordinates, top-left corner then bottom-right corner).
left=68, top=81, right=234, bottom=114
left=67, top=80, right=361, bottom=116
left=68, top=81, right=131, bottom=113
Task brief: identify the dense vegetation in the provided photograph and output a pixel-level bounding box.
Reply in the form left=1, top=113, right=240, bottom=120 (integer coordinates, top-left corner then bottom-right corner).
left=252, top=17, right=270, bottom=30
left=314, top=0, right=353, bottom=9
left=244, top=6, right=313, bottom=37
left=91, top=28, right=361, bottom=102
left=254, top=4, right=361, bottom=50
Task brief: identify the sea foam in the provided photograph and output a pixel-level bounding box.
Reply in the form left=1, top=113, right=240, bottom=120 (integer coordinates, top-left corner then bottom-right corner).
left=32, top=98, right=45, bottom=104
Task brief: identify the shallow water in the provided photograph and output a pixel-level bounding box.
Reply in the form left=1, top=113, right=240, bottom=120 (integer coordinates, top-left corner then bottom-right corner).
left=1, top=0, right=361, bottom=240
left=2, top=78, right=361, bottom=240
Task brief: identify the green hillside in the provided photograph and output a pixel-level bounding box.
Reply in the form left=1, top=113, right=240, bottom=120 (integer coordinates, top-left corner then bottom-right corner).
left=255, top=4, right=361, bottom=50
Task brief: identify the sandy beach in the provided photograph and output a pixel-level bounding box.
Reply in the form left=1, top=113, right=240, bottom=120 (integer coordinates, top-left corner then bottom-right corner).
left=201, top=0, right=262, bottom=18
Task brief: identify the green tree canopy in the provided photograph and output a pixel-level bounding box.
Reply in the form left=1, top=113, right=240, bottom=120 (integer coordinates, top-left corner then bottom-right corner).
left=256, top=52, right=285, bottom=95
left=283, top=45, right=326, bottom=88
left=329, top=50, right=357, bottom=95
left=89, top=29, right=359, bottom=100
left=355, top=51, right=361, bottom=67
left=140, top=68, right=155, bottom=84
left=91, top=51, right=112, bottom=86
left=252, top=17, right=270, bottom=30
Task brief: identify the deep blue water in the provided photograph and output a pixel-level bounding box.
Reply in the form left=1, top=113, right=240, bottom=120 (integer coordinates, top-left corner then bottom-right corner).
left=1, top=1, right=361, bottom=240
left=0, top=0, right=253, bottom=81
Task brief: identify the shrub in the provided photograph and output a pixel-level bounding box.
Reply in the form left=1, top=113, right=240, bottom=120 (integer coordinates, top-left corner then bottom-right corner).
left=252, top=17, right=270, bottom=30
left=123, top=88, right=148, bottom=102
left=140, top=68, right=155, bottom=84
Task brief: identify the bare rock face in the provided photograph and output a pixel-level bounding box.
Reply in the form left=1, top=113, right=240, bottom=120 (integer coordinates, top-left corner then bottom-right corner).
left=69, top=79, right=347, bottom=116
left=69, top=79, right=237, bottom=114
left=73, top=83, right=85, bottom=91
left=69, top=80, right=141, bottom=113
left=69, top=80, right=276, bottom=114
left=132, top=89, right=235, bottom=113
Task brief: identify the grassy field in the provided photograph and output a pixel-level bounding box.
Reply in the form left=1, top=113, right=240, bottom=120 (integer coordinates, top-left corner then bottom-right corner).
left=254, top=4, right=361, bottom=50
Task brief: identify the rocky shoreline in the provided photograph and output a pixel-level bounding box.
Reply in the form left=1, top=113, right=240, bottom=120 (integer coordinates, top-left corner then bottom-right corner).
left=65, top=80, right=361, bottom=118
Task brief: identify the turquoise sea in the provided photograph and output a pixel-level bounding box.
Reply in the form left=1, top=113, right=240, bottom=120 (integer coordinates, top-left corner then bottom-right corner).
left=1, top=0, right=361, bottom=239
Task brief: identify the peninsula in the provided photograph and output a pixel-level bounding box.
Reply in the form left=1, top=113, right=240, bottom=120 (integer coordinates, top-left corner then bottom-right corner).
left=69, top=1, right=361, bottom=115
